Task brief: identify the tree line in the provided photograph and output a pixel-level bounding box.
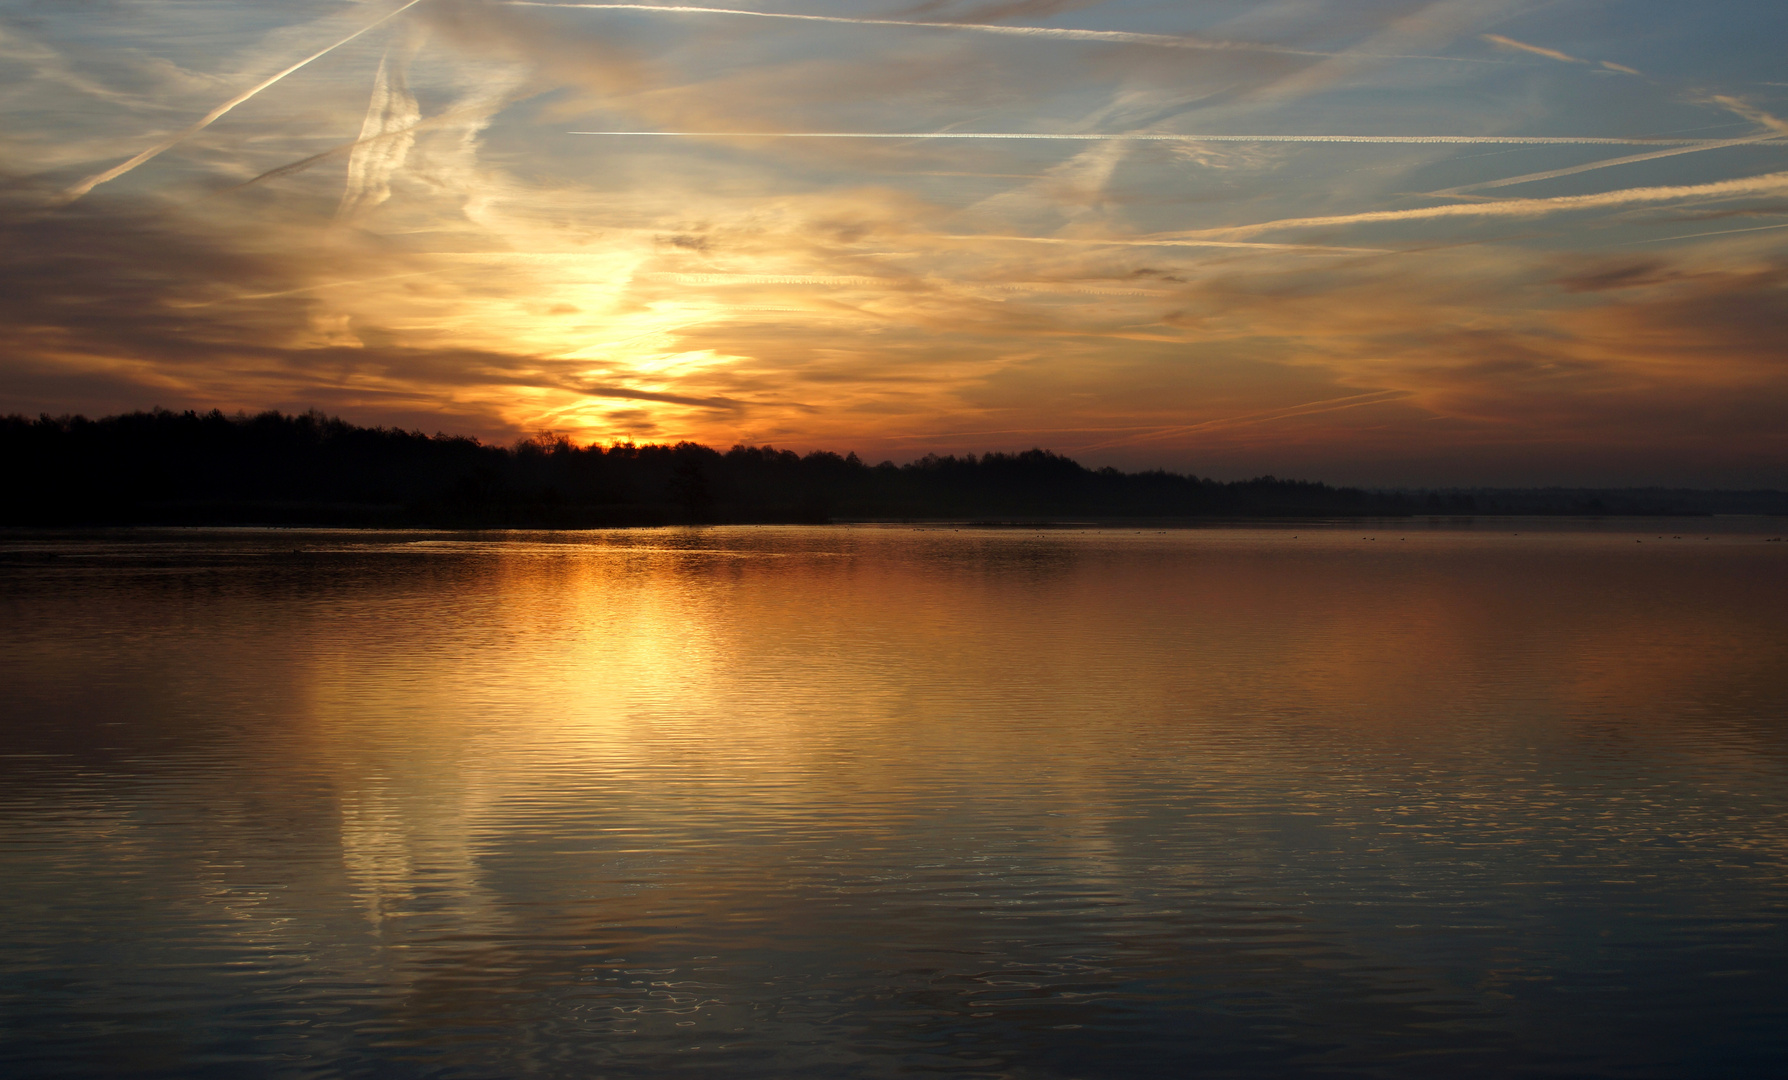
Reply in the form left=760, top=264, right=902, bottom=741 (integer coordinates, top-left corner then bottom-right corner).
left=1, top=408, right=1408, bottom=526
left=4, top=409, right=1774, bottom=526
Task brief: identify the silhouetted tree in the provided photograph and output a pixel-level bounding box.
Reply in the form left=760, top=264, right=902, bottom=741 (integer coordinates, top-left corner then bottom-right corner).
left=669, top=445, right=715, bottom=522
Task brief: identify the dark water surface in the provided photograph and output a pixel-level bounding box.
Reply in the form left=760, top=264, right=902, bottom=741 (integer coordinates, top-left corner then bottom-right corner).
left=3, top=523, right=1785, bottom=1078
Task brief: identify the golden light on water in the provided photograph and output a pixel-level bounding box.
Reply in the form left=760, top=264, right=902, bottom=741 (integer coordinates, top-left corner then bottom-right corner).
left=5, top=527, right=1788, bottom=1073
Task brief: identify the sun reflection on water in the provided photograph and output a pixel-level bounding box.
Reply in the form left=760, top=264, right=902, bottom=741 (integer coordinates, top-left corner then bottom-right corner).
left=2, top=525, right=1785, bottom=1076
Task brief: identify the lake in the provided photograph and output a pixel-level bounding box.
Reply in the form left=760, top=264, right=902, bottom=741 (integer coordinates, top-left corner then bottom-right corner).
left=2, top=523, right=1785, bottom=1078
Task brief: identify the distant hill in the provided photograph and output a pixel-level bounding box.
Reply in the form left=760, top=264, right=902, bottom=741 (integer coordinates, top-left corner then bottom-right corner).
left=3, top=410, right=1783, bottom=526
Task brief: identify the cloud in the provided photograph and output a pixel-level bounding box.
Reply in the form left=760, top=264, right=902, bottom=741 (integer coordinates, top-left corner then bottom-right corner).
left=12, top=167, right=1781, bottom=482
left=56, top=0, right=432, bottom=204
left=577, top=383, right=749, bottom=408
left=1166, top=139, right=1278, bottom=171
left=1557, top=258, right=1788, bottom=379
left=231, top=101, right=509, bottom=191
left=0, top=184, right=625, bottom=438
left=0, top=19, right=184, bottom=108
left=1071, top=241, right=1788, bottom=480
left=338, top=43, right=423, bottom=220
left=966, top=134, right=1132, bottom=221
left=1711, top=95, right=1788, bottom=137
left=1553, top=259, right=1677, bottom=293
left=419, top=0, right=647, bottom=94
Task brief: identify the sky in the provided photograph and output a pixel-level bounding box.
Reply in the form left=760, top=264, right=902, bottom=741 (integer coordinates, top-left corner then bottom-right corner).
left=2, top=0, right=1785, bottom=485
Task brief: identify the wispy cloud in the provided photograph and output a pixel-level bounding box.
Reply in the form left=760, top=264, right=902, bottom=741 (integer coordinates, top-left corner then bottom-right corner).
left=0, top=20, right=191, bottom=109
left=56, top=0, right=432, bottom=204
left=338, top=43, right=422, bottom=220
left=231, top=102, right=504, bottom=191
left=1711, top=95, right=1788, bottom=137
left=577, top=383, right=749, bottom=408
left=1247, top=0, right=1525, bottom=101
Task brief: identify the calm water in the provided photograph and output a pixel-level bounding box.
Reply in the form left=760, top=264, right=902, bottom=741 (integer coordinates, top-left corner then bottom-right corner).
left=2, top=523, right=1786, bottom=1079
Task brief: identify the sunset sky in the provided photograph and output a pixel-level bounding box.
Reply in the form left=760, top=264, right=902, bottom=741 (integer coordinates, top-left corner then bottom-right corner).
left=3, top=0, right=1785, bottom=485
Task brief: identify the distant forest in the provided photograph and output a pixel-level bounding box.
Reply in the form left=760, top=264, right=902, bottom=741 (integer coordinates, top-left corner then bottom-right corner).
left=3, top=410, right=1782, bottom=527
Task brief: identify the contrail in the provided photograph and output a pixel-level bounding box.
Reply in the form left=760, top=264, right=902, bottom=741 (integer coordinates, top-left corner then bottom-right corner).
left=1171, top=169, right=1788, bottom=238
left=570, top=130, right=1723, bottom=146
left=232, top=121, right=423, bottom=191
left=1624, top=220, right=1788, bottom=245
left=57, top=0, right=430, bottom=204
left=1480, top=32, right=1642, bottom=76
left=514, top=3, right=1511, bottom=62
left=1480, top=33, right=1582, bottom=65
left=935, top=234, right=1387, bottom=253
left=1430, top=133, right=1786, bottom=195
left=1424, top=99, right=1788, bottom=196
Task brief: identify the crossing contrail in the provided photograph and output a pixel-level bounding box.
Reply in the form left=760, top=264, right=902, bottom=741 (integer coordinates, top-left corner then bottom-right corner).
left=57, top=0, right=430, bottom=205
left=569, top=130, right=1726, bottom=146
left=231, top=99, right=511, bottom=191
left=513, top=3, right=1510, bottom=62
